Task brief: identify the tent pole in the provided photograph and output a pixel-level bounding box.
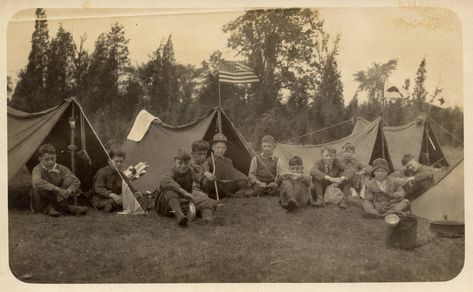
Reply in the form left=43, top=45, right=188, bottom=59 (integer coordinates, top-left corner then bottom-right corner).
left=69, top=104, right=77, bottom=206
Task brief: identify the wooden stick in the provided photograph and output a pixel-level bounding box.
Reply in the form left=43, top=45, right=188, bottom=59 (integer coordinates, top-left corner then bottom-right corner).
left=211, top=152, right=220, bottom=201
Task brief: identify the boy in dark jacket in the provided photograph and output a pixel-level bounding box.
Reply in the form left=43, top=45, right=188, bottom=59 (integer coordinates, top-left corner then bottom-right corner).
left=156, top=149, right=217, bottom=226
left=202, top=133, right=255, bottom=198
left=310, top=146, right=355, bottom=208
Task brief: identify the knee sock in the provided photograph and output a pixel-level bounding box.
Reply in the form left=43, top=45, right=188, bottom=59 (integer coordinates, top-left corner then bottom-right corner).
left=168, top=197, right=185, bottom=218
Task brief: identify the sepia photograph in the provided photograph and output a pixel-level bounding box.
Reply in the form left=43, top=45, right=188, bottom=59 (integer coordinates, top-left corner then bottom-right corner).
left=3, top=1, right=468, bottom=287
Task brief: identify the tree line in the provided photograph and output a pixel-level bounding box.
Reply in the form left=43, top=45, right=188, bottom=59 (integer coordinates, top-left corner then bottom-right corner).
left=8, top=8, right=463, bottom=150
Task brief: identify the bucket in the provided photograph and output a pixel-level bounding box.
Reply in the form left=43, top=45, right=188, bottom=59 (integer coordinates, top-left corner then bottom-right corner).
left=385, top=215, right=417, bottom=249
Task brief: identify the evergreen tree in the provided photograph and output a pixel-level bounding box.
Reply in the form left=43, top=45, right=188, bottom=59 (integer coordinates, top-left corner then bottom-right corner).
left=46, top=25, right=76, bottom=103
left=11, top=8, right=50, bottom=112
left=311, top=43, right=346, bottom=143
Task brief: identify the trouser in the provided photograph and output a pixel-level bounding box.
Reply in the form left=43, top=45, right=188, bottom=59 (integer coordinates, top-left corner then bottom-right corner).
left=202, top=178, right=251, bottom=199
left=252, top=184, right=280, bottom=197
left=362, top=199, right=411, bottom=216
left=31, top=178, right=77, bottom=213
left=279, top=179, right=311, bottom=209
left=311, top=179, right=351, bottom=205
left=404, top=181, right=432, bottom=201
left=157, top=190, right=218, bottom=217
left=91, top=196, right=121, bottom=212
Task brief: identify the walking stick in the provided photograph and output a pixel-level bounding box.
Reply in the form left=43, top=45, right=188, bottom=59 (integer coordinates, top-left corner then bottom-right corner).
left=211, top=152, right=220, bottom=201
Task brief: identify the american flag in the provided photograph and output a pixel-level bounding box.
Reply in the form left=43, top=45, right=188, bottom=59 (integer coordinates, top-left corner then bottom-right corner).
left=219, top=60, right=259, bottom=84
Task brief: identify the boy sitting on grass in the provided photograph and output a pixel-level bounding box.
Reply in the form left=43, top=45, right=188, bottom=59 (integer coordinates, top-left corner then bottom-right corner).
left=362, top=158, right=411, bottom=219
left=248, top=135, right=282, bottom=197
left=202, top=133, right=255, bottom=198
left=31, top=144, right=87, bottom=216
left=277, top=156, right=314, bottom=211
left=156, top=149, right=218, bottom=226
left=339, top=142, right=373, bottom=197
left=91, top=149, right=141, bottom=212
left=310, top=146, right=353, bottom=208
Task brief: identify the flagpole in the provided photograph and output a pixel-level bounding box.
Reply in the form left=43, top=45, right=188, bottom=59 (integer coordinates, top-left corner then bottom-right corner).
left=218, top=64, right=222, bottom=108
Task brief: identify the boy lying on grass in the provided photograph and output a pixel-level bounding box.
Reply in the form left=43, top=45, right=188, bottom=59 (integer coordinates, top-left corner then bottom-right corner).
left=156, top=149, right=218, bottom=226
left=278, top=156, right=315, bottom=211
left=362, top=158, right=411, bottom=219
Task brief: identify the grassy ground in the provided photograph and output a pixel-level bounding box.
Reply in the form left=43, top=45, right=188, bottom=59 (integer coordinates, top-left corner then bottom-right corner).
left=8, top=196, right=464, bottom=283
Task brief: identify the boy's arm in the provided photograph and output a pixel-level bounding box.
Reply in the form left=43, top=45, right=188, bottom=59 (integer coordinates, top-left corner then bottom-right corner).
left=93, top=169, right=113, bottom=198
left=31, top=166, right=60, bottom=192
left=412, top=166, right=434, bottom=183
left=364, top=184, right=374, bottom=201
left=309, top=162, right=326, bottom=181
left=389, top=178, right=407, bottom=198
left=248, top=156, right=262, bottom=185
left=60, top=165, right=81, bottom=192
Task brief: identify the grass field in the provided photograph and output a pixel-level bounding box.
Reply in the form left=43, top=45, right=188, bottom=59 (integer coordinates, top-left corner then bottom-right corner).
left=8, top=196, right=464, bottom=283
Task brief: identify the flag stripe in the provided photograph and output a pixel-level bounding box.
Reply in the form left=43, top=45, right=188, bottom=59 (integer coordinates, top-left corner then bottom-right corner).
left=219, top=60, right=259, bottom=84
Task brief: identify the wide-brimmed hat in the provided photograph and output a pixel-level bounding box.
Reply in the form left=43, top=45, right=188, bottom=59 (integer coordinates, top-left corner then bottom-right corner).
left=372, top=158, right=390, bottom=173
left=211, top=133, right=230, bottom=145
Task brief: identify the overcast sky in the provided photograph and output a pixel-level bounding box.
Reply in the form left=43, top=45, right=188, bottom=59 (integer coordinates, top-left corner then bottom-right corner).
left=7, top=7, right=463, bottom=108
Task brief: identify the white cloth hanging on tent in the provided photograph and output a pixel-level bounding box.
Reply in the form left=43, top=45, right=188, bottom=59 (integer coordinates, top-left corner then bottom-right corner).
left=117, top=180, right=145, bottom=215
left=126, top=110, right=161, bottom=142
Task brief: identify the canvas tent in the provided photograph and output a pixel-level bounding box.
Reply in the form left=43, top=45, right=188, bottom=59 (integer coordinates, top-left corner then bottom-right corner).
left=122, top=107, right=253, bottom=192
left=8, top=97, right=143, bottom=214
left=274, top=117, right=393, bottom=172
left=411, top=160, right=464, bottom=222
left=382, top=116, right=448, bottom=170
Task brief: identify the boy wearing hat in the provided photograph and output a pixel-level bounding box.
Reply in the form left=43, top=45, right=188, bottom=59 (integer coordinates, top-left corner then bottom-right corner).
left=91, top=149, right=140, bottom=212
left=362, top=158, right=410, bottom=218
left=278, top=156, right=314, bottom=211
left=156, top=149, right=218, bottom=226
left=248, top=135, right=283, bottom=196
left=400, top=153, right=435, bottom=200
left=31, top=144, right=87, bottom=216
left=310, top=146, right=353, bottom=208
left=202, top=133, right=255, bottom=198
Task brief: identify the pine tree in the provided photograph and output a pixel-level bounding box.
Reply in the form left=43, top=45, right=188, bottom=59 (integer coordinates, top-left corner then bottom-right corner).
left=311, top=47, right=346, bottom=142
left=46, top=25, right=76, bottom=104
left=411, top=58, right=429, bottom=115
left=11, top=8, right=50, bottom=112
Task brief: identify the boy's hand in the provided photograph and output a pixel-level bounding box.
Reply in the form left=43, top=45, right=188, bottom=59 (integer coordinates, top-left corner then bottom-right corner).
left=183, top=192, right=197, bottom=201
left=109, top=193, right=122, bottom=204
left=204, top=171, right=215, bottom=182
left=257, top=181, right=267, bottom=188
left=268, top=182, right=278, bottom=189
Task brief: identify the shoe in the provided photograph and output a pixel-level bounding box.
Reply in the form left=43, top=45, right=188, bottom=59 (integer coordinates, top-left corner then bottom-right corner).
left=235, top=188, right=257, bottom=198
left=313, top=199, right=324, bottom=207
left=287, top=199, right=299, bottom=211
left=177, top=216, right=188, bottom=226
left=103, top=204, right=113, bottom=212
left=67, top=205, right=88, bottom=215
left=48, top=207, right=62, bottom=217
left=339, top=198, right=347, bottom=209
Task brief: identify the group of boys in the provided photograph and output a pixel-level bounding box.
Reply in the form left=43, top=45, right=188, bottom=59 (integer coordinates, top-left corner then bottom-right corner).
left=31, top=132, right=435, bottom=223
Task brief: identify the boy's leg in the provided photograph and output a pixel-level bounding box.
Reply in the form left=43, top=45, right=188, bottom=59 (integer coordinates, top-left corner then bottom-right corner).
left=361, top=200, right=384, bottom=219
left=280, top=180, right=298, bottom=211
left=387, top=199, right=411, bottom=215
left=38, top=190, right=87, bottom=216
left=163, top=190, right=188, bottom=226
left=311, top=180, right=326, bottom=207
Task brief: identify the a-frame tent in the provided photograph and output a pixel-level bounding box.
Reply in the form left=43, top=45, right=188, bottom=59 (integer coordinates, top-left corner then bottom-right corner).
left=8, top=97, right=108, bottom=190
left=382, top=115, right=449, bottom=170
left=122, top=107, right=253, bottom=192
left=411, top=160, right=463, bottom=222
left=8, top=97, right=144, bottom=214
left=273, top=117, right=393, bottom=173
